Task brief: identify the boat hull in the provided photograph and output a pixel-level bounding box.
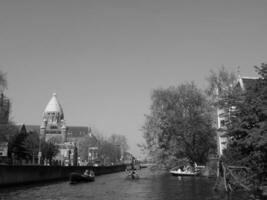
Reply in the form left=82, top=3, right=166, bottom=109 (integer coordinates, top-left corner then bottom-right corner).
left=169, top=170, right=199, bottom=176
left=69, top=172, right=95, bottom=184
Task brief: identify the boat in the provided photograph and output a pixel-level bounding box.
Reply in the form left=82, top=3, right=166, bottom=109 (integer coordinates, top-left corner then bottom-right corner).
left=126, top=170, right=140, bottom=179
left=125, top=168, right=140, bottom=179
left=169, top=166, right=200, bottom=176
left=69, top=171, right=95, bottom=184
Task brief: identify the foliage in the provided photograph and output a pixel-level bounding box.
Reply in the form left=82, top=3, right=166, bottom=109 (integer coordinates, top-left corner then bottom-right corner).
left=23, top=131, right=40, bottom=163
left=206, top=66, right=237, bottom=101
left=0, top=70, right=7, bottom=92
left=8, top=126, right=59, bottom=164
left=41, top=141, right=59, bottom=164
left=0, top=122, right=17, bottom=142
left=91, top=129, right=129, bottom=164
left=222, top=64, right=267, bottom=184
left=98, top=140, right=119, bottom=164
left=143, top=82, right=216, bottom=167
left=108, top=134, right=129, bottom=156
left=8, top=126, right=28, bottom=162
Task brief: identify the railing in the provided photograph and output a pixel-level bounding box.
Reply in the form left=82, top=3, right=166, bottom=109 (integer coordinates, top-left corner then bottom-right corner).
left=214, top=161, right=252, bottom=192
left=214, top=160, right=267, bottom=199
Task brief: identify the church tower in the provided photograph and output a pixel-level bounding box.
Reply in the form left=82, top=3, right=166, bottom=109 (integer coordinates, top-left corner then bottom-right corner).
left=40, top=93, right=67, bottom=143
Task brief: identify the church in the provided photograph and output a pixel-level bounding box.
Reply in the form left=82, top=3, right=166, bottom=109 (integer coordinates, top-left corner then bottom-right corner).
left=26, top=93, right=98, bottom=165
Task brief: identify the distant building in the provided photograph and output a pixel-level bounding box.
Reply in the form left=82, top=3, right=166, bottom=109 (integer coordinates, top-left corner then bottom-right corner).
left=21, top=93, right=98, bottom=165
left=216, top=76, right=258, bottom=156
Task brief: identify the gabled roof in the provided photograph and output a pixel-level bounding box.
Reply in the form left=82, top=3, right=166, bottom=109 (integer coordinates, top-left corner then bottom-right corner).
left=237, top=76, right=259, bottom=91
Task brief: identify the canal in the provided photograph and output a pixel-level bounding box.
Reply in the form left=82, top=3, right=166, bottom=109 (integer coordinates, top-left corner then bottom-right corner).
left=0, top=168, right=247, bottom=200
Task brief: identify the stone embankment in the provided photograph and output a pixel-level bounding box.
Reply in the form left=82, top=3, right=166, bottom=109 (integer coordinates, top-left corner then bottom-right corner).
left=0, top=164, right=126, bottom=187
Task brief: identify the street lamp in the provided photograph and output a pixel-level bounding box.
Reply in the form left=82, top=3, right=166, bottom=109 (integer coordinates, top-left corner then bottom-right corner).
left=38, top=135, right=42, bottom=165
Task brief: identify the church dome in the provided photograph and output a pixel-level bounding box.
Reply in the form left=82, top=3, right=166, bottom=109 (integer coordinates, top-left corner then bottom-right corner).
left=43, top=93, right=64, bottom=120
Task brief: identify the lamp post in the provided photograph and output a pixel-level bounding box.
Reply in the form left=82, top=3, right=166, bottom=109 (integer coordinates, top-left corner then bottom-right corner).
left=38, top=136, right=42, bottom=165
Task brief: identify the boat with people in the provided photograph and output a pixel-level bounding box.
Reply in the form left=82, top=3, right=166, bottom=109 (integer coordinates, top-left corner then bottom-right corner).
left=125, top=156, right=140, bottom=179
left=125, top=168, right=140, bottom=179
left=169, top=165, right=200, bottom=176
left=69, top=170, right=95, bottom=184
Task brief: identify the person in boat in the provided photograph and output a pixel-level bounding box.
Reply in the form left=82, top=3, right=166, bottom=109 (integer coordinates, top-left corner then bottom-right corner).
left=131, top=156, right=136, bottom=170
left=89, top=170, right=95, bottom=177
left=128, top=156, right=137, bottom=179
left=83, top=169, right=95, bottom=177
left=83, top=169, right=89, bottom=176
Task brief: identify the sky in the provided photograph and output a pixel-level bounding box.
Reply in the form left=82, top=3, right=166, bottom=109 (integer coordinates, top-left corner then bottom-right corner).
left=0, top=0, right=266, bottom=157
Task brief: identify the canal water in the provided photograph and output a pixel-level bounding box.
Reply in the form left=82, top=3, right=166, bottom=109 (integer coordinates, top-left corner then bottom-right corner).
left=0, top=168, right=247, bottom=200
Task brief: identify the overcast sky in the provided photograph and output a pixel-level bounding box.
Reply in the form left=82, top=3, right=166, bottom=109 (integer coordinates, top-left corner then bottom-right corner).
left=0, top=0, right=266, bottom=157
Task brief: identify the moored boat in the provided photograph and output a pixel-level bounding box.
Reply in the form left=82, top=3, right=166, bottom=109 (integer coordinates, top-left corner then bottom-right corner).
left=69, top=171, right=95, bottom=184
left=169, top=166, right=199, bottom=176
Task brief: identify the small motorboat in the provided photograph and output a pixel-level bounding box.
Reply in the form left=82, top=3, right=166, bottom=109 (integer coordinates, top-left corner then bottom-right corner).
left=169, top=166, right=199, bottom=176
left=69, top=171, right=95, bottom=184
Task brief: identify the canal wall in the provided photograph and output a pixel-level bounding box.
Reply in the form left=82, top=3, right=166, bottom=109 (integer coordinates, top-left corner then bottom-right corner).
left=0, top=164, right=126, bottom=186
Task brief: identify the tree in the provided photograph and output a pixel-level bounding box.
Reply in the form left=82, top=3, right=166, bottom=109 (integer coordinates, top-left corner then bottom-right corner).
left=206, top=66, right=237, bottom=101
left=143, top=82, right=216, bottom=168
left=41, top=142, right=59, bottom=165
left=223, top=64, right=267, bottom=185
left=0, top=122, right=17, bottom=142
left=0, top=70, right=7, bottom=92
left=108, top=134, right=129, bottom=160
left=8, top=125, right=28, bottom=163
left=23, top=131, right=39, bottom=164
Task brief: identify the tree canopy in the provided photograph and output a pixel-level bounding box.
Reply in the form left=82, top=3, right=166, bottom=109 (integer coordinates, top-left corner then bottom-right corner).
left=0, top=70, right=7, bottom=92
left=222, top=64, right=267, bottom=184
left=143, top=82, right=216, bottom=168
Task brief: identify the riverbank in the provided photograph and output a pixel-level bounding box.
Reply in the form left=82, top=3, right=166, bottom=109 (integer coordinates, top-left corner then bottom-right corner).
left=0, top=164, right=126, bottom=187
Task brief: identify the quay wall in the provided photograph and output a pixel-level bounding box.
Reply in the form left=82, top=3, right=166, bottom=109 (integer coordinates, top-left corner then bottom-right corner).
left=0, top=164, right=126, bottom=186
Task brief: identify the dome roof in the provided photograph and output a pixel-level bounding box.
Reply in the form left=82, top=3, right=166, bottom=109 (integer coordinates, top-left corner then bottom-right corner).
left=44, top=93, right=64, bottom=117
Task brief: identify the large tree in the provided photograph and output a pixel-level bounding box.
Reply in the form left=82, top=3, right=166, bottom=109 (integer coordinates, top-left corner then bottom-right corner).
left=108, top=134, right=129, bottom=158
left=143, top=82, right=216, bottom=168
